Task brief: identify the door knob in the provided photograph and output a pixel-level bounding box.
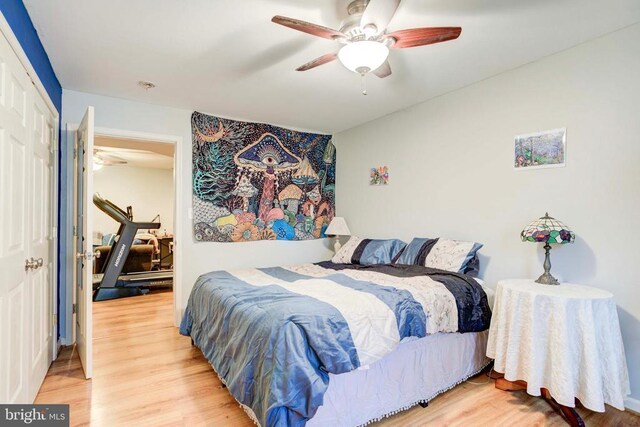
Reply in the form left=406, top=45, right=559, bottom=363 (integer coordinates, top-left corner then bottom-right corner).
left=25, top=258, right=37, bottom=271
left=25, top=257, right=44, bottom=271
left=76, top=250, right=97, bottom=261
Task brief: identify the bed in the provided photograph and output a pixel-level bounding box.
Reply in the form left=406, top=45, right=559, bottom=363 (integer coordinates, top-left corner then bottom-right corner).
left=180, top=261, right=492, bottom=427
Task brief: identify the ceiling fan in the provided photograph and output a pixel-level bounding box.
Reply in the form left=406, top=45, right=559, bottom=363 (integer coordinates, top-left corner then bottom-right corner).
left=272, top=0, right=462, bottom=81
left=93, top=147, right=128, bottom=170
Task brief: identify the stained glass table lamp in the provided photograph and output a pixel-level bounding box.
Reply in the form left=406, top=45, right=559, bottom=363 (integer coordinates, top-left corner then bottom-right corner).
left=521, top=213, right=575, bottom=285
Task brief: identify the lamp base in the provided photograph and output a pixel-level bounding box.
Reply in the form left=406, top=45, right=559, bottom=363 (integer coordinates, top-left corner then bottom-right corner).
left=536, top=242, right=560, bottom=285
left=334, top=239, right=342, bottom=253
left=535, top=272, right=559, bottom=286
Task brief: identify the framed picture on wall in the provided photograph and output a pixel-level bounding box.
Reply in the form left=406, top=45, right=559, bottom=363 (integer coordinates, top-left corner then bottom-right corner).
left=370, top=166, right=389, bottom=185
left=514, top=128, right=566, bottom=170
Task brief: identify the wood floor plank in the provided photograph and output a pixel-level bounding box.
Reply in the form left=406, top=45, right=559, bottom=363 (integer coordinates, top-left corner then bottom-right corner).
left=36, top=290, right=639, bottom=426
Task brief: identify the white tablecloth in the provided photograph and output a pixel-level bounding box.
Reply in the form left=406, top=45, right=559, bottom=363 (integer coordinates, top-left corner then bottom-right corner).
left=486, top=279, right=630, bottom=411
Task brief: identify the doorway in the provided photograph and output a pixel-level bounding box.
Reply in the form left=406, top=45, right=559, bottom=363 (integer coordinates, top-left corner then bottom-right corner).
left=92, top=135, right=176, bottom=285
left=71, top=120, right=182, bottom=379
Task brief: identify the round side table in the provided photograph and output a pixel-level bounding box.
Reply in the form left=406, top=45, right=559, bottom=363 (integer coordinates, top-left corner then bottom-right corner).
left=486, top=279, right=630, bottom=426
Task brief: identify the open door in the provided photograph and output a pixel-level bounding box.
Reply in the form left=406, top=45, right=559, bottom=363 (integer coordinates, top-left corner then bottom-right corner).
left=74, top=107, right=94, bottom=379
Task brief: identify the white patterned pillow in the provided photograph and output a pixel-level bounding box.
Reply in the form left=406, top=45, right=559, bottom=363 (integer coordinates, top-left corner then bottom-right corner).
left=423, top=239, right=483, bottom=273
left=331, top=236, right=364, bottom=264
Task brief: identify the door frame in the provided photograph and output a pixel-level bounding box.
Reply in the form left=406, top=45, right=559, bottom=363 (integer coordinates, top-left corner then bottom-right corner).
left=0, top=11, right=60, bottom=361
left=66, top=125, right=183, bottom=331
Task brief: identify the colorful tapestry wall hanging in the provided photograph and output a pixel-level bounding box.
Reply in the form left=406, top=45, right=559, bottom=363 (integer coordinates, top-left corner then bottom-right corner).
left=192, top=112, right=336, bottom=242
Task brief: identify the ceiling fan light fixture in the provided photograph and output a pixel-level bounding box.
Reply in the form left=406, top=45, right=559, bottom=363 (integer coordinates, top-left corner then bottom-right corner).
left=338, top=41, right=389, bottom=74
left=362, top=24, right=378, bottom=38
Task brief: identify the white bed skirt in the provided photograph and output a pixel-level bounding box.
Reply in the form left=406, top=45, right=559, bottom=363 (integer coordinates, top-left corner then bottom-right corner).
left=308, top=330, right=491, bottom=427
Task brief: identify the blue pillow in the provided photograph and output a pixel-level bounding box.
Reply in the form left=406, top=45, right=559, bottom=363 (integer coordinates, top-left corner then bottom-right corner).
left=394, top=237, right=438, bottom=265
left=331, top=237, right=406, bottom=265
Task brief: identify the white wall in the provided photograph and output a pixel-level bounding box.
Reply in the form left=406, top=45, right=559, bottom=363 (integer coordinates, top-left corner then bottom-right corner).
left=60, top=89, right=333, bottom=333
left=93, top=165, right=174, bottom=237
left=334, top=24, right=640, bottom=401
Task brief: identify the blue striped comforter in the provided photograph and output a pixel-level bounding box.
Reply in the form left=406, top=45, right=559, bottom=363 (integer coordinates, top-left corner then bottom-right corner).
left=180, top=262, right=490, bottom=427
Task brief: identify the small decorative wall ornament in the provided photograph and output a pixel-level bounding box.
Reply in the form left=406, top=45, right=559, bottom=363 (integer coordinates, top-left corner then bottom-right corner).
left=514, top=128, right=566, bottom=170
left=370, top=166, right=389, bottom=185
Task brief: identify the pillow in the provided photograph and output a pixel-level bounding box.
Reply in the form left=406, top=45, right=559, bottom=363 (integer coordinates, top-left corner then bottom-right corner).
left=463, top=254, right=480, bottom=277
left=394, top=237, right=482, bottom=274
left=331, top=236, right=406, bottom=265
left=394, top=237, right=439, bottom=265
left=423, top=238, right=483, bottom=273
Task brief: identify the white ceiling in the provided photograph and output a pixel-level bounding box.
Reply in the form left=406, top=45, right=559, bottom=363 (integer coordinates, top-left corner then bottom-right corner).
left=94, top=136, right=174, bottom=170
left=25, top=0, right=640, bottom=133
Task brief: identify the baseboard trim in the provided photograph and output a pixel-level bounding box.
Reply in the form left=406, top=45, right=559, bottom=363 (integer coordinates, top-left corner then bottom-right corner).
left=625, top=396, right=640, bottom=414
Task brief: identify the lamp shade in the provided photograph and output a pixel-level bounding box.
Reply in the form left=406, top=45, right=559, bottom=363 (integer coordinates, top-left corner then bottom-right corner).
left=338, top=41, right=389, bottom=74
left=521, top=213, right=574, bottom=244
left=325, top=217, right=351, bottom=237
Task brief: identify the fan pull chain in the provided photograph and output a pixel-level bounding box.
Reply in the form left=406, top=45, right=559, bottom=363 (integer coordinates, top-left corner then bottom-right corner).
left=361, top=72, right=368, bottom=95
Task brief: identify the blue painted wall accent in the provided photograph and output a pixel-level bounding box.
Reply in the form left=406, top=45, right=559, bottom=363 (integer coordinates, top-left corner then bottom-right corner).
left=0, top=0, right=62, bottom=112
left=1, top=1, right=63, bottom=337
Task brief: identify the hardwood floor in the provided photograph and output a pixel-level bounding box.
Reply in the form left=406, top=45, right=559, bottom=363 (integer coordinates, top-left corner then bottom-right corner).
left=37, top=291, right=639, bottom=426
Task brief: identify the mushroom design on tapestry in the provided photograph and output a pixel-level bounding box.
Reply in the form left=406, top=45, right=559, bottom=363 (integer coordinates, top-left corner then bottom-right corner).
left=278, top=184, right=303, bottom=214
left=320, top=141, right=335, bottom=194
left=292, top=156, right=320, bottom=207
left=231, top=175, right=258, bottom=212
left=234, top=133, right=301, bottom=221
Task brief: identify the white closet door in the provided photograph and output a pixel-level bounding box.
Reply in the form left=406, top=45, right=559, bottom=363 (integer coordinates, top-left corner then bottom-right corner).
left=0, top=25, right=55, bottom=403
left=0, top=27, right=32, bottom=404
left=27, top=90, right=55, bottom=401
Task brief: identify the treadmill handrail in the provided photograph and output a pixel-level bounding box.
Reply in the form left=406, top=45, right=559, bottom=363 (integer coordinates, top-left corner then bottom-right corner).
left=93, top=193, right=160, bottom=229
left=136, top=222, right=161, bottom=230
left=93, top=193, right=129, bottom=223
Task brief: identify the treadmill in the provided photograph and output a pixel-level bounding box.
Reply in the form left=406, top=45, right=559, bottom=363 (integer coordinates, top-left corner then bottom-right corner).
left=93, top=193, right=173, bottom=301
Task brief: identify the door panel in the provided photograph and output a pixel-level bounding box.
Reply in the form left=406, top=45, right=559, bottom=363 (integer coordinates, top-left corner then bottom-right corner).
left=8, top=284, right=25, bottom=402
left=28, top=88, right=55, bottom=400
left=0, top=30, right=30, bottom=403
left=31, top=268, right=44, bottom=369
left=0, top=27, right=55, bottom=403
left=9, top=74, right=26, bottom=125
left=8, top=135, right=25, bottom=252
left=75, top=106, right=94, bottom=379
left=32, top=155, right=44, bottom=243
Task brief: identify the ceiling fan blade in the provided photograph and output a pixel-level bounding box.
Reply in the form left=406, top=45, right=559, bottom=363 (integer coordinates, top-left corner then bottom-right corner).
left=94, top=154, right=127, bottom=166
left=384, top=27, right=462, bottom=49
left=96, top=146, right=155, bottom=155
left=272, top=15, right=345, bottom=41
left=104, top=159, right=128, bottom=166
left=373, top=60, right=392, bottom=78
left=103, top=154, right=127, bottom=163
left=296, top=52, right=338, bottom=71
left=360, top=0, right=401, bottom=35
